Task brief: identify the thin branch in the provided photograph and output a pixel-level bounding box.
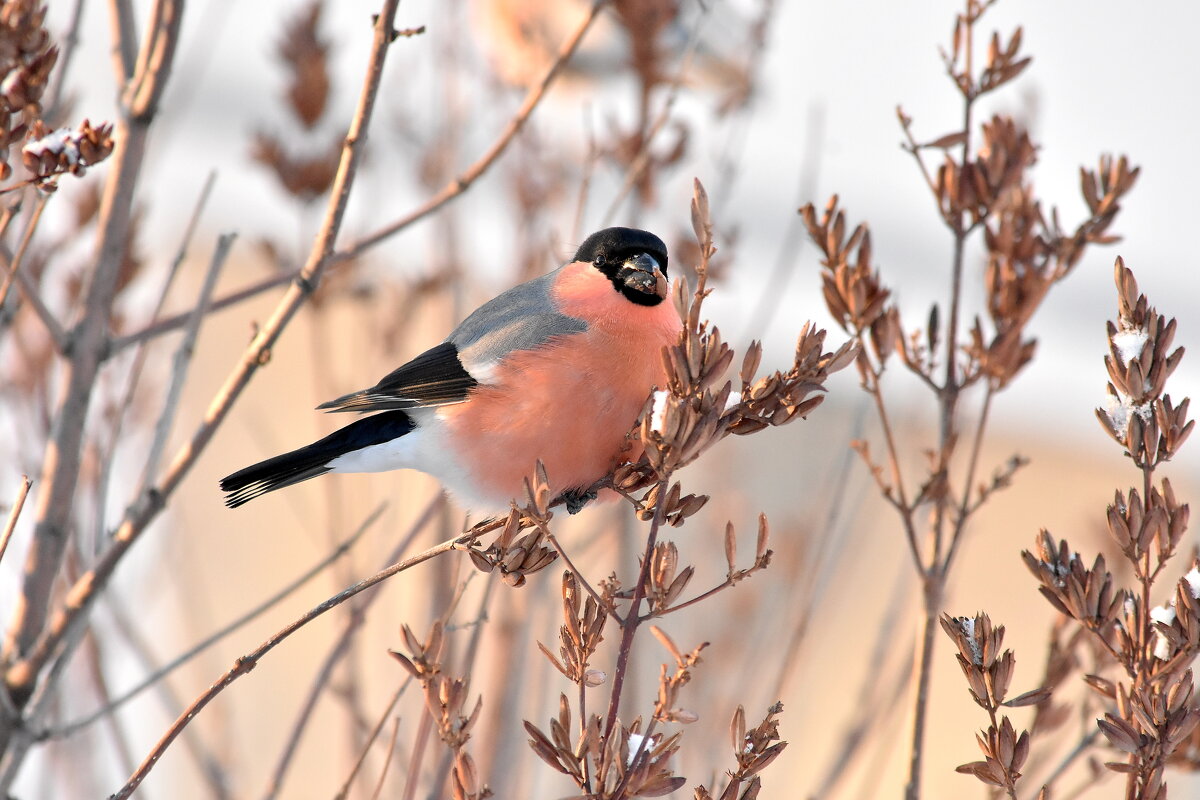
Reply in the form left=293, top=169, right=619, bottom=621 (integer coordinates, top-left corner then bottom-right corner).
left=430, top=571, right=499, bottom=795
left=0, top=194, right=67, bottom=351
left=43, top=502, right=390, bottom=740
left=599, top=9, right=706, bottom=227
left=2, top=0, right=405, bottom=719
left=545, top=531, right=621, bottom=624
left=337, top=0, right=609, bottom=261
left=333, top=681, right=409, bottom=800
left=400, top=709, right=432, bottom=800
left=940, top=384, right=994, bottom=575
left=1, top=0, right=184, bottom=702
left=0, top=477, right=31, bottom=567
left=371, top=714, right=403, bottom=800
left=603, top=476, right=670, bottom=741
left=90, top=171, right=217, bottom=552
left=124, top=0, right=184, bottom=119
left=109, top=523, right=480, bottom=797
left=138, top=232, right=235, bottom=489
left=108, top=268, right=291, bottom=355
left=864, top=370, right=923, bottom=570
left=904, top=7, right=979, bottom=798
left=742, top=102, right=825, bottom=343
left=44, top=0, right=88, bottom=119
left=113, top=51, right=631, bottom=352
left=105, top=0, right=138, bottom=82
left=258, top=497, right=444, bottom=800
left=1038, top=729, right=1099, bottom=794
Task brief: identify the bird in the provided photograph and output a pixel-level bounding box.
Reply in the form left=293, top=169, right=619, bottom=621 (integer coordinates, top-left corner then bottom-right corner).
left=220, top=226, right=681, bottom=512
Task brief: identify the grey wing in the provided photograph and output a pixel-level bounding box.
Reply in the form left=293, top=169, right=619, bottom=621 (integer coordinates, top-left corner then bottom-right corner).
left=448, top=266, right=587, bottom=376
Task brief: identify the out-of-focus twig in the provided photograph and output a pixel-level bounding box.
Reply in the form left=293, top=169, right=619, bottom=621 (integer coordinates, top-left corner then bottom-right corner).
left=259, top=496, right=444, bottom=800
left=2, top=0, right=402, bottom=744
left=138, top=232, right=235, bottom=490
left=332, top=681, right=409, bottom=800
left=0, top=477, right=31, bottom=567
left=338, top=0, right=609, bottom=261
left=44, top=502, right=391, bottom=740
left=110, top=515, right=484, bottom=798
left=0, top=195, right=64, bottom=350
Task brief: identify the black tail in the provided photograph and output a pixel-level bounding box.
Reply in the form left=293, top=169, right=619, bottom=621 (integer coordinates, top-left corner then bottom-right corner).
left=220, top=410, right=415, bottom=508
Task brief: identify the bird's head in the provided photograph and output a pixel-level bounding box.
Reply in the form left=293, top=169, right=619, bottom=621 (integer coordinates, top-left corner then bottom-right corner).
left=574, top=227, right=669, bottom=306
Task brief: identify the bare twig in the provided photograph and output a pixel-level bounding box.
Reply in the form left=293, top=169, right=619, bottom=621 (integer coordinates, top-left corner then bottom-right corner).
left=1, top=0, right=187, bottom=713
left=106, top=0, right=138, bottom=82
left=332, top=681, right=409, bottom=800
left=138, top=232, right=236, bottom=489
left=0, top=477, right=31, bottom=568
left=107, top=2, right=608, bottom=358
left=259, top=496, right=443, bottom=800
left=45, top=0, right=88, bottom=119
left=108, top=269, right=290, bottom=355
left=603, top=477, right=670, bottom=741
left=44, top=503, right=390, bottom=740
left=337, top=0, right=609, bottom=261
left=371, top=714, right=404, bottom=800
left=2, top=0, right=404, bottom=735
left=545, top=531, right=620, bottom=624
left=599, top=11, right=706, bottom=227
left=109, top=519, right=482, bottom=798
left=0, top=195, right=66, bottom=350
left=91, top=171, right=217, bottom=552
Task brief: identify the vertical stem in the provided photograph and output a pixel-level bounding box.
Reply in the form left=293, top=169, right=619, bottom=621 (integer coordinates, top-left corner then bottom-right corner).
left=907, top=5, right=977, bottom=798
left=904, top=577, right=942, bottom=800
left=603, top=478, right=669, bottom=741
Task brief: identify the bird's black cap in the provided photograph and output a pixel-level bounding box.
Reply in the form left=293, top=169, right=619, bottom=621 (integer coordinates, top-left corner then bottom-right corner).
left=573, top=227, right=668, bottom=277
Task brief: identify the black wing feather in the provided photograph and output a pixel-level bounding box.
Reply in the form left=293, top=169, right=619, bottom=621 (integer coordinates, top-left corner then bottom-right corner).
left=317, top=341, right=477, bottom=414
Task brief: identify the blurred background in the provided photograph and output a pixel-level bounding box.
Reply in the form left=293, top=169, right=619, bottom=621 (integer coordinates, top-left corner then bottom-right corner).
left=2, top=0, right=1198, bottom=796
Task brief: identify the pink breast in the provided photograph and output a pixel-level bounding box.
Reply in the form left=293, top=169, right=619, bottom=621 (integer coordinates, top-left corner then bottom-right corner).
left=440, top=264, right=680, bottom=506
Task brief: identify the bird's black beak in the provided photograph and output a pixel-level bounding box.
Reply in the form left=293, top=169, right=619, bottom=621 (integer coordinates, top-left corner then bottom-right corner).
left=617, top=253, right=668, bottom=300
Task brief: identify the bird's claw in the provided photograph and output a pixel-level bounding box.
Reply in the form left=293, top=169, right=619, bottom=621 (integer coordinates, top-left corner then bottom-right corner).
left=561, top=488, right=597, bottom=514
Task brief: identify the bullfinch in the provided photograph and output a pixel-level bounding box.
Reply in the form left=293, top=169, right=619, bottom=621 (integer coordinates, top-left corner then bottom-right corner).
left=220, top=227, right=680, bottom=512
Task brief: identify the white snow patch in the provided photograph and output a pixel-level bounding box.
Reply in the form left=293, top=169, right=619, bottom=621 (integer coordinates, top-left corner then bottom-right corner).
left=1103, top=393, right=1152, bottom=439
left=627, top=733, right=648, bottom=766
left=1186, top=567, right=1200, bottom=599
left=23, top=127, right=81, bottom=165
left=1112, top=326, right=1149, bottom=366
left=649, top=390, right=670, bottom=434
left=1151, top=604, right=1177, bottom=660
left=959, top=617, right=982, bottom=665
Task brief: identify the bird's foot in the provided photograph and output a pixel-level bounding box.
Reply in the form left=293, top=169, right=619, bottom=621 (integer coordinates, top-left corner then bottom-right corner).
left=561, top=488, right=597, bottom=515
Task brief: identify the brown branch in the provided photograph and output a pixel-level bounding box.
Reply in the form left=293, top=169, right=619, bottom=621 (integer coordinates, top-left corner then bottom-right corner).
left=89, top=171, right=217, bottom=545
left=2, top=0, right=400, bottom=753
left=599, top=10, right=705, bottom=227
left=940, top=384, right=994, bottom=575
left=106, top=0, right=138, bottom=82
left=138, top=232, right=235, bottom=490
left=1, top=0, right=186, bottom=717
left=336, top=0, right=609, bottom=262
left=42, top=502, right=391, bottom=741
left=603, top=476, right=670, bottom=741
left=0, top=195, right=66, bottom=351
left=332, top=681, right=410, bottom=800
left=0, top=477, right=31, bottom=568
left=124, top=0, right=184, bottom=119
left=259, top=496, right=443, bottom=799
left=108, top=0, right=610, bottom=357
left=107, top=268, right=292, bottom=356
left=108, top=521, right=480, bottom=799
left=545, top=531, right=621, bottom=624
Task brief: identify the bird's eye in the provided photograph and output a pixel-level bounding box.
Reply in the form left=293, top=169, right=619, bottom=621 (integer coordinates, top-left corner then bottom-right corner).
left=594, top=254, right=606, bottom=267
